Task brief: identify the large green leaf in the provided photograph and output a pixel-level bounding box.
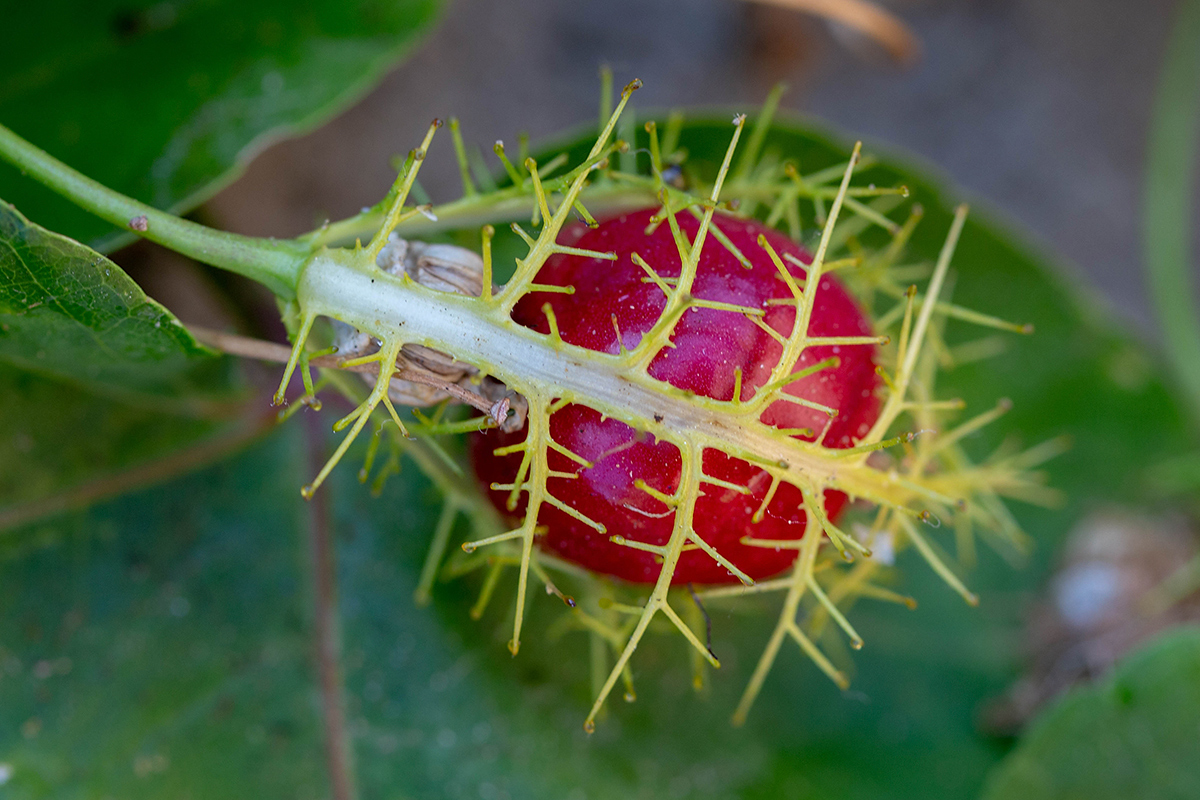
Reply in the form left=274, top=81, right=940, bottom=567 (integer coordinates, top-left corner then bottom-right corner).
left=980, top=628, right=1200, bottom=800
left=0, top=431, right=327, bottom=799
left=0, top=117, right=1194, bottom=798
left=0, top=362, right=269, bottom=535
left=0, top=200, right=259, bottom=530
left=0, top=201, right=229, bottom=400
left=0, top=194, right=256, bottom=534
left=0, top=0, right=442, bottom=249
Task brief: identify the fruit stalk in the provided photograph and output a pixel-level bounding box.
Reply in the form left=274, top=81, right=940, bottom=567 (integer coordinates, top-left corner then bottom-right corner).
left=0, top=122, right=308, bottom=299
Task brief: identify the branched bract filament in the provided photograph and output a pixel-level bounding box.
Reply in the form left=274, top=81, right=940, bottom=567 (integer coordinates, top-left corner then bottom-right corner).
left=273, top=82, right=1054, bottom=731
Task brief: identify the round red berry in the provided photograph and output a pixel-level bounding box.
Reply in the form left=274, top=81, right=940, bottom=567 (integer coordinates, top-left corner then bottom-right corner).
left=472, top=209, right=880, bottom=584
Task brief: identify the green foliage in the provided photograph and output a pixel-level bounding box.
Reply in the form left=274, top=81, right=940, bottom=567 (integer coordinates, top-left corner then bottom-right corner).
left=0, top=202, right=222, bottom=398
left=0, top=116, right=1194, bottom=798
left=0, top=365, right=251, bottom=527
left=0, top=200, right=252, bottom=521
left=0, top=433, right=327, bottom=799
left=0, top=0, right=442, bottom=249
left=0, top=0, right=442, bottom=572
left=981, top=628, right=1200, bottom=800
left=1145, top=0, right=1200, bottom=418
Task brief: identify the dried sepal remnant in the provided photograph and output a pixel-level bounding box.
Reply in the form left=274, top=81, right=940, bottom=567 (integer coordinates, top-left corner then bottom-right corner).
left=265, top=82, right=1054, bottom=730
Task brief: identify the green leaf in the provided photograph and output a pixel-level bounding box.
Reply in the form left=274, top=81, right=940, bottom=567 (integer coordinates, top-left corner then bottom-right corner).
left=1, top=116, right=1195, bottom=798
left=980, top=629, right=1200, bottom=800
left=1144, top=0, right=1200, bottom=418
left=0, top=0, right=442, bottom=249
left=0, top=200, right=253, bottom=527
left=0, top=364, right=267, bottom=533
left=0, top=431, right=327, bottom=799
left=0, top=200, right=230, bottom=400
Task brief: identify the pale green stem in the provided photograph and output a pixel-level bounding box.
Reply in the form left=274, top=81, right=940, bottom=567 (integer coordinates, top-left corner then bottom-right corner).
left=299, top=182, right=654, bottom=251
left=0, top=123, right=309, bottom=299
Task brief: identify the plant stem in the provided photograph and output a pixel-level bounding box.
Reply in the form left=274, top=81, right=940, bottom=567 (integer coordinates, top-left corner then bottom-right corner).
left=304, top=413, right=357, bottom=800
left=187, top=325, right=501, bottom=417
left=300, top=180, right=653, bottom=250
left=0, top=123, right=310, bottom=300
left=299, top=252, right=913, bottom=507
left=1145, top=0, right=1200, bottom=418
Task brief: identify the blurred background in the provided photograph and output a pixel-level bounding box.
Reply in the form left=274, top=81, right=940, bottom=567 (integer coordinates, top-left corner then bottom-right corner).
left=3, top=2, right=1199, bottom=797
left=205, top=0, right=1188, bottom=336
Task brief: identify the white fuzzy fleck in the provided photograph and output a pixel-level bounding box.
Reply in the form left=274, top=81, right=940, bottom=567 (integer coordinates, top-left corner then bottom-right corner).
left=1054, top=563, right=1124, bottom=630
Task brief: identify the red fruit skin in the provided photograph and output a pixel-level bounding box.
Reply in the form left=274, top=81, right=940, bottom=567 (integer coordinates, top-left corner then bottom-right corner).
left=471, top=209, right=880, bottom=584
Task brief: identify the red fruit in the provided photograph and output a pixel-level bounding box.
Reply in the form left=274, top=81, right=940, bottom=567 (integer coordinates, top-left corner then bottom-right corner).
left=471, top=209, right=880, bottom=584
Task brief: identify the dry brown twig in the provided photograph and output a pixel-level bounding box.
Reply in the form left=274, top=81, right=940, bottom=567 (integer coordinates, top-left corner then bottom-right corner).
left=741, top=0, right=922, bottom=66
left=188, top=325, right=519, bottom=427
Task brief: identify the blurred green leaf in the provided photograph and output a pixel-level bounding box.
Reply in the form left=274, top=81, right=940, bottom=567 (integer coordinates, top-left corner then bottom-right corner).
left=0, top=432, right=327, bottom=799
left=1144, top=0, right=1200, bottom=418
left=0, top=362, right=268, bottom=534
left=980, top=628, right=1200, bottom=800
left=1148, top=451, right=1200, bottom=497
left=0, top=116, right=1194, bottom=798
left=0, top=0, right=442, bottom=249
left=0, top=199, right=257, bottom=530
left=0, top=201, right=231, bottom=400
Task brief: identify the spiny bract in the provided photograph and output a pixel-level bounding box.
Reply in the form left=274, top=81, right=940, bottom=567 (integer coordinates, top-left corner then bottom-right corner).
left=0, top=72, right=1064, bottom=734
left=263, top=80, right=1059, bottom=732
